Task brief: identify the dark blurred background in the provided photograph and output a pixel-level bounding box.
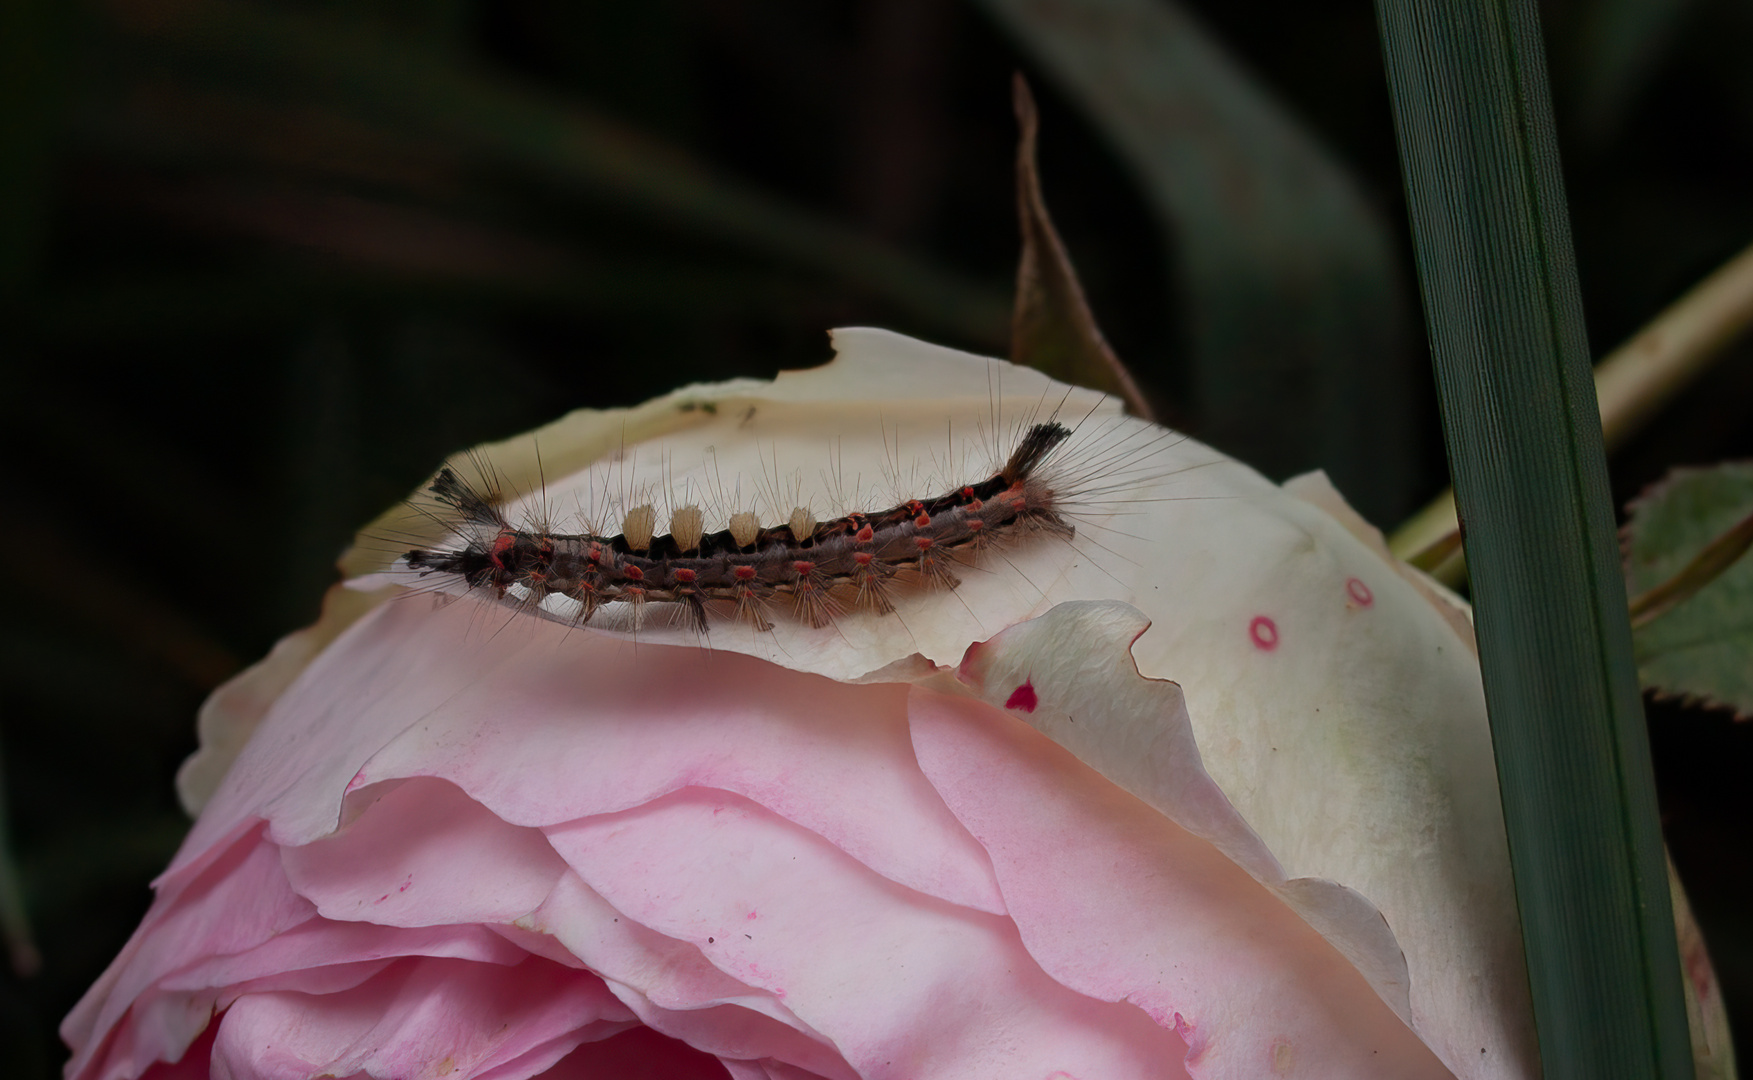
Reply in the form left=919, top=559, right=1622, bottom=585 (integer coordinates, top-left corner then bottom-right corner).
left=2, top=0, right=1749, bottom=1074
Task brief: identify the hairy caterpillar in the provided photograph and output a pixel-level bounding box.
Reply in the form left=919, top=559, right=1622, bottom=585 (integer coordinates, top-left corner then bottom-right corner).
left=399, top=421, right=1080, bottom=634
left=352, top=329, right=1243, bottom=677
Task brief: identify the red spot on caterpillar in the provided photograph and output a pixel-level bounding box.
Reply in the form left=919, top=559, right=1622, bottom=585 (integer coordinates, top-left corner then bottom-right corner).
left=915, top=535, right=934, bottom=551
left=733, top=565, right=757, bottom=582
left=491, top=532, right=517, bottom=568
left=966, top=518, right=984, bottom=532
left=854, top=551, right=874, bottom=566
left=623, top=565, right=645, bottom=583
left=914, top=511, right=932, bottom=528
left=1249, top=616, right=1279, bottom=651
left=1346, top=577, right=1374, bottom=606
left=1005, top=681, right=1038, bottom=712
left=792, top=561, right=815, bottom=576
left=855, top=524, right=875, bottom=544
left=673, top=568, right=697, bottom=584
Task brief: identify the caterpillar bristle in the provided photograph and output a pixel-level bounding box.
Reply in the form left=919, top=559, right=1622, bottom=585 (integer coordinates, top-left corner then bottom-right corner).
left=428, top=467, right=506, bottom=527
left=1001, top=421, right=1071, bottom=485
left=733, top=584, right=775, bottom=632
left=851, top=559, right=898, bottom=614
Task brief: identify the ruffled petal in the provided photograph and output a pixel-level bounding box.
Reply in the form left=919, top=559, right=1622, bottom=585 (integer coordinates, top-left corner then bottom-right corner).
left=65, top=826, right=316, bottom=1080
left=223, top=594, right=1004, bottom=914
left=544, top=788, right=1191, bottom=1080
left=956, top=600, right=1415, bottom=1026
left=906, top=686, right=1454, bottom=1080
left=206, top=955, right=633, bottom=1080
left=281, top=778, right=569, bottom=927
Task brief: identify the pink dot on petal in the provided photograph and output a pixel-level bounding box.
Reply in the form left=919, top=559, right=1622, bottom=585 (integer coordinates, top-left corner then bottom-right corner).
left=1005, top=681, right=1038, bottom=712
left=1347, top=577, right=1374, bottom=606
left=1249, top=616, right=1279, bottom=650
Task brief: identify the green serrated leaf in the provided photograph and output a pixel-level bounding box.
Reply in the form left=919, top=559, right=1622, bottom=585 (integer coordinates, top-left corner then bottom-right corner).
left=1625, top=463, right=1753, bottom=718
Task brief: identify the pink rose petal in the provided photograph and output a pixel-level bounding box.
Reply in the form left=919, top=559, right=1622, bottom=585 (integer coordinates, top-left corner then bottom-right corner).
left=282, top=777, right=569, bottom=927
left=208, top=955, right=633, bottom=1080
left=546, top=788, right=1190, bottom=1080
left=958, top=600, right=1416, bottom=1024
left=519, top=871, right=848, bottom=1078
left=907, top=687, right=1455, bottom=1079
left=193, top=597, right=1003, bottom=918
left=66, top=826, right=316, bottom=1080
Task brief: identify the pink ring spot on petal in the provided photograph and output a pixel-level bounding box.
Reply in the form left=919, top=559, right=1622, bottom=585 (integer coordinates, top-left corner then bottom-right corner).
left=1347, top=577, right=1374, bottom=606
left=1249, top=616, right=1279, bottom=651
left=1005, top=681, right=1038, bottom=712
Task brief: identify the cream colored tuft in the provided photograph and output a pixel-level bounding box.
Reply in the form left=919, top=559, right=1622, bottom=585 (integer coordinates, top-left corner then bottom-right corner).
left=669, top=504, right=705, bottom=552
left=622, top=504, right=658, bottom=551
left=729, top=511, right=761, bottom=548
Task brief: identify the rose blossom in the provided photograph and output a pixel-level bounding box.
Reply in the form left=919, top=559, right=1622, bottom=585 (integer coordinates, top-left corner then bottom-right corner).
left=68, top=328, right=1540, bottom=1080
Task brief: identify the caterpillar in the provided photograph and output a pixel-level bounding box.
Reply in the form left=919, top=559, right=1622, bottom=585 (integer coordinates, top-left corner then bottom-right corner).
left=356, top=330, right=1243, bottom=670
left=399, top=420, right=1082, bottom=634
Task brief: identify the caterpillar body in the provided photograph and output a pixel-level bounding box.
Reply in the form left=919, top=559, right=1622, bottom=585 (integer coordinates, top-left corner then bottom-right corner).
left=358, top=330, right=1239, bottom=675
left=401, top=421, right=1079, bottom=633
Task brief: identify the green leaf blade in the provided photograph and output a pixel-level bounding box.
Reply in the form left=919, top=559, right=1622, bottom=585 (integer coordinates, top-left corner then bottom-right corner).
left=1373, top=1, right=1694, bottom=1077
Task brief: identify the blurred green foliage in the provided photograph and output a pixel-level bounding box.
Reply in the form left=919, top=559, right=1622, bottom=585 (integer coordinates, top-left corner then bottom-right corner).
left=1, top=1, right=1750, bottom=1075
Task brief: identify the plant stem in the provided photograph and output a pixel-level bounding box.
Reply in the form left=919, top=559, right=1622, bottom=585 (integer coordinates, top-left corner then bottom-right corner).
left=1391, top=237, right=1753, bottom=570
